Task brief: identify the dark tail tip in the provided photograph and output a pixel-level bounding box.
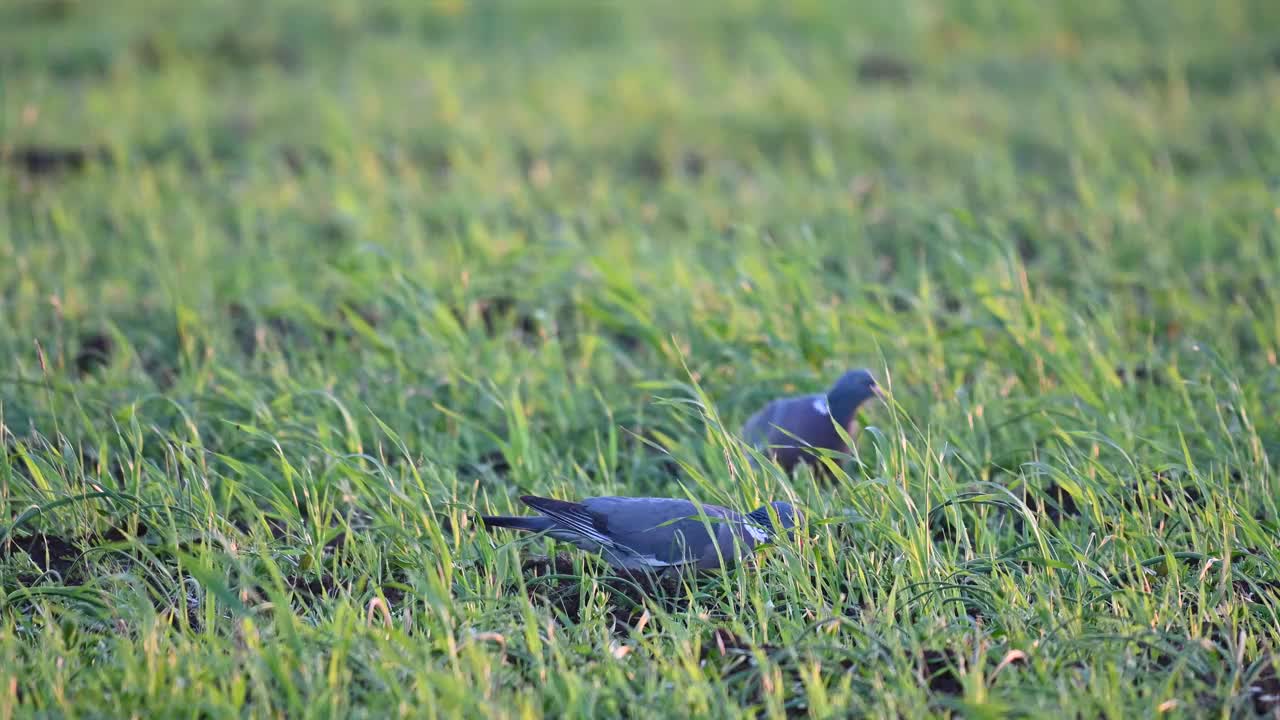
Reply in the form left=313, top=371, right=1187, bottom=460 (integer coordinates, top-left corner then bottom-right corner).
left=480, top=514, right=549, bottom=533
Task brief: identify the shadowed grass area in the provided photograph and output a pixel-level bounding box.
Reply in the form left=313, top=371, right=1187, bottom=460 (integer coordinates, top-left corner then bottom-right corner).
left=3, top=0, right=1280, bottom=717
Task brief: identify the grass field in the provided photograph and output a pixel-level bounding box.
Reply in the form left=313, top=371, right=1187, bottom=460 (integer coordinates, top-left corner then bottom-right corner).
left=3, top=0, right=1280, bottom=717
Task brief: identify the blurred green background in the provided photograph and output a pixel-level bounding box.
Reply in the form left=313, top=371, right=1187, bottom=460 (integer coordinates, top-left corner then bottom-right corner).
left=2, top=1, right=1279, bottom=717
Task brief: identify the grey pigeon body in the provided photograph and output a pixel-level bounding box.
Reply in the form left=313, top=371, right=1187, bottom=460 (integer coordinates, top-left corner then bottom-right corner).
left=482, top=496, right=799, bottom=572
left=743, top=369, right=880, bottom=473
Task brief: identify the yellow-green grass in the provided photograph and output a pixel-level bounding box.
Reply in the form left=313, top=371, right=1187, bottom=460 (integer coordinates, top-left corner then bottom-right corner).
left=2, top=1, right=1279, bottom=717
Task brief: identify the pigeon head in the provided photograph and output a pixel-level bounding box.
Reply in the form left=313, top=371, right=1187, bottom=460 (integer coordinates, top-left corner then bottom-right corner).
left=826, top=369, right=880, bottom=425
left=746, top=501, right=802, bottom=538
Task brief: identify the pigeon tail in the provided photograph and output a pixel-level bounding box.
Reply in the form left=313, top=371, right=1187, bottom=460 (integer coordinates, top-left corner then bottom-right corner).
left=520, top=495, right=585, bottom=515
left=480, top=515, right=554, bottom=533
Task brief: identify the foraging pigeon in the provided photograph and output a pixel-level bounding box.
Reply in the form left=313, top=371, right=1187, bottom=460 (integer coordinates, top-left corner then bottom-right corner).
left=482, top=495, right=801, bottom=572
left=742, top=369, right=881, bottom=473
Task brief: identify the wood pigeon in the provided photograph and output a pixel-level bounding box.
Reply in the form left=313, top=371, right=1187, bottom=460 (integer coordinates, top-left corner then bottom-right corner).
left=742, top=368, right=882, bottom=473
left=482, top=495, right=801, bottom=572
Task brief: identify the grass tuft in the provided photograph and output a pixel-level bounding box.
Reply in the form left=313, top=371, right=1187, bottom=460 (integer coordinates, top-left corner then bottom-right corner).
left=3, top=0, right=1280, bottom=716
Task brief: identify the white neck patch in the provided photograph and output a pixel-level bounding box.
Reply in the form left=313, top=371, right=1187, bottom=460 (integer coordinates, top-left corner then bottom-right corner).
left=744, top=524, right=770, bottom=543
left=811, top=395, right=830, bottom=415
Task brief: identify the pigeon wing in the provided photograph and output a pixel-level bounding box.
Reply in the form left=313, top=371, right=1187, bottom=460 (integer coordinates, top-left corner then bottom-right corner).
left=583, top=497, right=739, bottom=566
left=520, top=495, right=614, bottom=548
left=756, top=396, right=829, bottom=446
left=745, top=394, right=849, bottom=472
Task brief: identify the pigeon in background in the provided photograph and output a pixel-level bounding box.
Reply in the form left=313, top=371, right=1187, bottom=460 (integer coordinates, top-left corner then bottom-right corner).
left=482, top=495, right=801, bottom=572
left=742, top=368, right=882, bottom=473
